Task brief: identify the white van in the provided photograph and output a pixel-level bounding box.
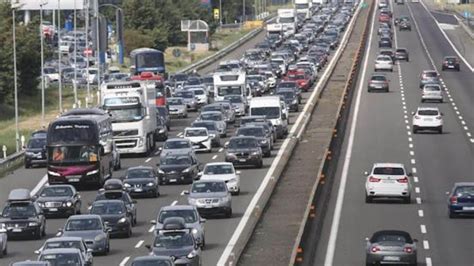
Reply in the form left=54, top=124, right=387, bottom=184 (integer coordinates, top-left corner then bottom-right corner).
left=249, top=96, right=288, bottom=139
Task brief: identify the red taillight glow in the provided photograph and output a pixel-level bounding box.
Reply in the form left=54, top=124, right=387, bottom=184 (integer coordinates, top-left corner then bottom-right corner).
left=369, top=176, right=381, bottom=182
left=404, top=247, right=413, bottom=253
left=450, top=196, right=458, bottom=204
left=371, top=246, right=380, bottom=253
left=397, top=176, right=409, bottom=183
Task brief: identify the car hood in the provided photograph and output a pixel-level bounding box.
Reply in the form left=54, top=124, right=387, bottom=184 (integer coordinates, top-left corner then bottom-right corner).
left=151, top=246, right=194, bottom=257
left=160, top=164, right=191, bottom=173
left=26, top=148, right=44, bottom=153
left=161, top=149, right=192, bottom=157
left=62, top=230, right=104, bottom=240
left=124, top=178, right=155, bottom=184
left=227, top=148, right=260, bottom=154
left=97, top=214, right=125, bottom=224
left=37, top=196, right=72, bottom=202
left=169, top=105, right=186, bottom=110
left=189, top=191, right=228, bottom=199
left=201, top=174, right=236, bottom=182
left=186, top=136, right=209, bottom=143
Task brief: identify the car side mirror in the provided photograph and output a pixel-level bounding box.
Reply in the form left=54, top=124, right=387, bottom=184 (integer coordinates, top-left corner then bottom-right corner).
left=364, top=171, right=369, bottom=176
left=224, top=142, right=229, bottom=149
left=197, top=172, right=203, bottom=177
left=150, top=220, right=157, bottom=225
left=158, top=147, right=163, bottom=151
left=87, top=248, right=93, bottom=253
left=282, top=113, right=287, bottom=120
left=34, top=249, right=41, bottom=254
left=411, top=112, right=415, bottom=115
left=413, top=238, right=419, bottom=242
left=200, top=218, right=206, bottom=223
left=105, top=227, right=112, bottom=233
left=145, top=244, right=152, bottom=251
left=183, top=190, right=190, bottom=195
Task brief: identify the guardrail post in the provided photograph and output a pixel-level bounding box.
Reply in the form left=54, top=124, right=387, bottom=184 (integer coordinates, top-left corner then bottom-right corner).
left=20, top=135, right=25, bottom=150
left=78, top=100, right=82, bottom=108
left=2, top=145, right=6, bottom=159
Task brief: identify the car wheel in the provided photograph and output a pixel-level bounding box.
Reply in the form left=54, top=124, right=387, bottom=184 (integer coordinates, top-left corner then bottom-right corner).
left=438, top=127, right=443, bottom=134
left=385, top=88, right=389, bottom=93
left=448, top=210, right=457, bottom=218
left=439, top=99, right=443, bottom=103
left=412, top=127, right=418, bottom=134
left=126, top=226, right=132, bottom=238
left=403, top=196, right=411, bottom=204
left=257, top=160, right=263, bottom=168
left=265, top=150, right=271, bottom=157
left=368, top=88, right=372, bottom=92
left=25, top=162, right=31, bottom=169
left=226, top=208, right=232, bottom=218
left=76, top=203, right=81, bottom=214
left=35, top=227, right=42, bottom=240
left=3, top=244, right=6, bottom=256
left=365, top=194, right=373, bottom=203
left=442, top=67, right=445, bottom=71
left=421, top=99, right=425, bottom=103
left=154, top=189, right=159, bottom=198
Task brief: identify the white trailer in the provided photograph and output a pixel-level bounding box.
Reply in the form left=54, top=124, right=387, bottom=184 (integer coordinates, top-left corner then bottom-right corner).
left=213, top=70, right=250, bottom=102
left=277, top=8, right=297, bottom=37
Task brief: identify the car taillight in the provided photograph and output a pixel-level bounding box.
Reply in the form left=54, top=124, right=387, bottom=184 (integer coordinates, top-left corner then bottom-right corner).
left=414, top=115, right=420, bottom=119
left=435, top=116, right=442, bottom=120
left=404, top=247, right=413, bottom=253
left=397, top=176, right=409, bottom=183
left=369, top=176, right=381, bottom=182
left=371, top=246, right=380, bottom=253
left=450, top=196, right=458, bottom=204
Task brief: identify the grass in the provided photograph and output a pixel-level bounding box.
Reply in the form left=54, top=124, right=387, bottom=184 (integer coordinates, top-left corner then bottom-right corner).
left=433, top=0, right=474, bottom=14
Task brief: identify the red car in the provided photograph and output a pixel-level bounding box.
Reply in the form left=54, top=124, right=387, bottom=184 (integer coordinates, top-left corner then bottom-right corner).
left=379, top=14, right=391, bottom=23
left=284, top=71, right=311, bottom=92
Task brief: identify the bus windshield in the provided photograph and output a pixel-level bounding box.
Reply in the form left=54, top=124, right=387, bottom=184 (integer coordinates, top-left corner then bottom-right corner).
left=218, top=86, right=242, bottom=96
left=49, top=122, right=96, bottom=144
left=48, top=145, right=99, bottom=163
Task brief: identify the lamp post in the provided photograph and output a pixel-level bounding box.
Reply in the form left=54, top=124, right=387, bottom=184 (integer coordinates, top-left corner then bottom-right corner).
left=219, top=0, right=223, bottom=25
left=57, top=0, right=63, bottom=113
left=12, top=4, right=20, bottom=152
left=73, top=0, right=78, bottom=106
left=40, top=0, right=48, bottom=127
left=85, top=0, right=90, bottom=106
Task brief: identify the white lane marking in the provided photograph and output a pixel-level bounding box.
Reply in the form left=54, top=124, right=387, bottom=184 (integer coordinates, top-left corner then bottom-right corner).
left=323, top=3, right=374, bottom=265
left=426, top=257, right=433, bottom=266
left=409, top=143, right=413, bottom=148
left=177, top=132, right=183, bottom=137
left=180, top=190, right=187, bottom=196
left=420, top=224, right=427, bottom=234
left=406, top=125, right=410, bottom=130
left=412, top=167, right=417, bottom=174
left=145, top=158, right=152, bottom=163
left=218, top=148, right=224, bottom=152
left=155, top=150, right=160, bottom=155
left=411, top=159, right=416, bottom=164
left=416, top=197, right=422, bottom=204
left=212, top=155, right=218, bottom=160
left=405, top=119, right=409, bottom=124
left=407, top=131, right=412, bottom=136
left=471, top=138, right=474, bottom=143
left=414, top=176, right=419, bottom=183
left=467, top=132, right=472, bottom=137
left=415, top=187, right=421, bottom=194
left=171, top=200, right=178, bottom=206
left=463, top=126, right=468, bottom=131
left=135, top=240, right=144, bottom=248
left=418, top=209, right=424, bottom=217
left=423, top=240, right=430, bottom=250
left=408, top=137, right=413, bottom=142
left=148, top=225, right=155, bottom=233
left=30, top=174, right=48, bottom=197
left=410, top=150, right=415, bottom=156
left=119, top=257, right=130, bottom=266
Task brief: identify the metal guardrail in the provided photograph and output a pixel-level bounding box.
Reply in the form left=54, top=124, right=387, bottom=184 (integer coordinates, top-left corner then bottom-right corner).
left=0, top=151, right=25, bottom=177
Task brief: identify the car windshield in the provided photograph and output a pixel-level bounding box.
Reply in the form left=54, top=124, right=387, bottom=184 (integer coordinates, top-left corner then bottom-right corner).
left=237, top=127, right=265, bottom=137
left=186, top=129, right=207, bottom=137
left=454, top=186, right=474, bottom=197
left=202, top=105, right=222, bottom=112
left=279, top=82, right=297, bottom=88
left=204, top=164, right=234, bottom=175
left=161, top=157, right=191, bottom=166
left=218, top=86, right=242, bottom=96
left=40, top=186, right=73, bottom=197
left=185, top=78, right=201, bottom=85
left=95, top=191, right=130, bottom=202
left=418, top=110, right=439, bottom=116
left=373, top=167, right=405, bottom=175
left=127, top=169, right=154, bottom=179
left=193, top=122, right=216, bottom=131
left=132, top=260, right=173, bottom=266
left=228, top=138, right=258, bottom=149
left=175, top=91, right=194, bottom=99
left=28, top=138, right=46, bottom=149
left=251, top=107, right=280, bottom=119
left=192, top=181, right=227, bottom=193
left=192, top=89, right=205, bottom=95
left=158, top=209, right=197, bottom=223
left=91, top=202, right=125, bottom=215
left=168, top=98, right=183, bottom=105
left=277, top=91, right=295, bottom=99
left=2, top=203, right=36, bottom=218
left=153, top=232, right=194, bottom=248
left=48, top=145, right=99, bottom=163
left=200, top=113, right=222, bottom=121
left=248, top=76, right=263, bottom=82
left=65, top=218, right=102, bottom=231
left=371, top=75, right=386, bottom=81
left=424, top=85, right=440, bottom=92
left=164, top=140, right=190, bottom=149
left=423, top=72, right=437, bottom=78
left=173, top=74, right=188, bottom=82
left=40, top=253, right=82, bottom=266
left=44, top=241, right=83, bottom=251
left=372, top=233, right=410, bottom=244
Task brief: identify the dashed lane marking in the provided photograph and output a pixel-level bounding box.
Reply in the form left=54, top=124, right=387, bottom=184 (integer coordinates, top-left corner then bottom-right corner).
left=423, top=240, right=430, bottom=250
left=171, top=200, right=178, bottom=206
left=145, top=158, right=152, bottom=163
left=415, top=187, right=421, bottom=194
left=119, top=256, right=130, bottom=266
left=135, top=240, right=144, bottom=248
left=212, top=155, right=218, bottom=160
left=414, top=176, right=419, bottom=183
left=148, top=226, right=154, bottom=233
left=426, top=257, right=433, bottom=266
left=418, top=209, right=424, bottom=217
left=416, top=197, right=422, bottom=204
left=420, top=224, right=427, bottom=234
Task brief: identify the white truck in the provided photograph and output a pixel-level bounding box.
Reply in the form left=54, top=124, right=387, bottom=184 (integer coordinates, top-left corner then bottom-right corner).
left=213, top=70, right=251, bottom=102
left=266, top=23, right=283, bottom=37
left=312, top=0, right=328, bottom=4
left=249, top=96, right=289, bottom=139
left=295, top=0, right=311, bottom=20
left=277, top=8, right=297, bottom=38
left=100, top=81, right=157, bottom=155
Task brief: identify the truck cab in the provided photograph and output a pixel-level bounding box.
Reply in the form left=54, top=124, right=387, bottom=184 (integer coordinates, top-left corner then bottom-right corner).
left=249, top=96, right=289, bottom=139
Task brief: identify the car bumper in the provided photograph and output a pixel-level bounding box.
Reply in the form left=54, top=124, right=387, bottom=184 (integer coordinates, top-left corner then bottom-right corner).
left=24, top=157, right=47, bottom=166
left=41, top=206, right=75, bottom=217
left=126, top=186, right=158, bottom=196
left=85, top=240, right=108, bottom=254
left=421, top=95, right=442, bottom=101
left=368, top=84, right=389, bottom=91
left=169, top=111, right=186, bottom=117
left=366, top=186, right=410, bottom=198
left=449, top=203, right=474, bottom=215
left=159, top=173, right=194, bottom=184
left=196, top=206, right=231, bottom=217
left=375, top=64, right=393, bottom=71
left=5, top=225, right=41, bottom=238
left=366, top=253, right=416, bottom=265
left=225, top=155, right=262, bottom=166
left=108, top=222, right=132, bottom=236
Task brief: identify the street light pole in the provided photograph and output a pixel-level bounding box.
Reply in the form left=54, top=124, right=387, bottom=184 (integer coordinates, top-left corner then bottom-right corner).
left=219, top=0, right=223, bottom=25
left=40, top=0, right=48, bottom=127
left=95, top=0, right=101, bottom=88
left=73, top=0, right=78, bottom=106
left=243, top=0, right=246, bottom=24
left=12, top=7, right=20, bottom=152
left=85, top=0, right=90, bottom=106
left=58, top=0, right=63, bottom=113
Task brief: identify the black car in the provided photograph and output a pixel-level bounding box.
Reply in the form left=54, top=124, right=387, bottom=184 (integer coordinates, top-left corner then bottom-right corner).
left=89, top=200, right=132, bottom=238
left=236, top=126, right=271, bottom=157
left=123, top=166, right=160, bottom=198
left=276, top=89, right=299, bottom=112
left=225, top=136, right=263, bottom=168
left=395, top=48, right=409, bottom=61
left=441, top=56, right=460, bottom=71
left=155, top=115, right=169, bottom=141
left=398, top=21, right=411, bottom=31
left=24, top=134, right=47, bottom=168
left=158, top=154, right=200, bottom=185
left=35, top=185, right=82, bottom=217
left=131, top=256, right=174, bottom=266
left=94, top=180, right=137, bottom=226
left=277, top=81, right=301, bottom=103
left=378, top=37, right=392, bottom=48
left=0, top=189, right=46, bottom=239
left=156, top=106, right=170, bottom=130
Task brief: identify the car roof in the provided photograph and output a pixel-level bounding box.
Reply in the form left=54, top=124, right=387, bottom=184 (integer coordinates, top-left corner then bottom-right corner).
left=45, top=236, right=84, bottom=242
left=40, top=248, right=82, bottom=255
left=127, top=165, right=154, bottom=171
left=370, top=230, right=412, bottom=242
left=454, top=182, right=474, bottom=187
left=204, top=162, right=234, bottom=167
left=422, top=70, right=437, bottom=74
left=132, top=255, right=173, bottom=262
left=92, top=199, right=125, bottom=205
left=185, top=127, right=208, bottom=132
left=201, top=111, right=222, bottom=115
left=166, top=138, right=190, bottom=142
left=229, top=136, right=257, bottom=140
left=417, top=107, right=439, bottom=111
left=8, top=188, right=32, bottom=202
left=373, top=163, right=405, bottom=168
left=161, top=204, right=196, bottom=211
left=193, top=179, right=226, bottom=184
left=68, top=214, right=102, bottom=220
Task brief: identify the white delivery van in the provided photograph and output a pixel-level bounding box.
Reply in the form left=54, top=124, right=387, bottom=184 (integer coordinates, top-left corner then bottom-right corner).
left=249, top=96, right=288, bottom=139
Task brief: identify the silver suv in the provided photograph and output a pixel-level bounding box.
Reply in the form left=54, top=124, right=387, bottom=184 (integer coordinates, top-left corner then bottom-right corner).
left=185, top=180, right=232, bottom=218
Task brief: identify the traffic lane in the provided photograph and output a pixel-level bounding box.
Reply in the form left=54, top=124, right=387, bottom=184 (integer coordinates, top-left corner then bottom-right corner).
left=409, top=2, right=474, bottom=128
left=431, top=11, right=458, bottom=25
left=0, top=165, right=47, bottom=203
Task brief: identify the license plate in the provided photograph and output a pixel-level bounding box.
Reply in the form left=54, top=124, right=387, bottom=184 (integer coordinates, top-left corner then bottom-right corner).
left=193, top=145, right=200, bottom=149
left=448, top=65, right=454, bottom=68
left=169, top=179, right=177, bottom=182
left=383, top=180, right=396, bottom=183
left=424, top=118, right=433, bottom=121
left=205, top=205, right=213, bottom=208
left=12, top=228, right=22, bottom=232
left=49, top=208, right=58, bottom=211
left=463, top=206, right=474, bottom=210
left=384, top=256, right=400, bottom=261
left=239, top=159, right=247, bottom=162
left=69, top=178, right=80, bottom=182
left=134, top=188, right=143, bottom=192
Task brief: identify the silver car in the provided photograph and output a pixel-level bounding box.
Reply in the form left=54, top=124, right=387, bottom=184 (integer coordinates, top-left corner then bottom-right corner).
left=214, top=101, right=236, bottom=124
left=167, top=97, right=188, bottom=118
left=34, top=236, right=93, bottom=266
left=0, top=225, right=6, bottom=258
left=175, top=90, right=198, bottom=111
left=366, top=230, right=417, bottom=265
left=197, top=111, right=227, bottom=137
left=152, top=205, right=206, bottom=247
left=224, top=95, right=247, bottom=117
left=160, top=138, right=194, bottom=158
left=185, top=180, right=232, bottom=218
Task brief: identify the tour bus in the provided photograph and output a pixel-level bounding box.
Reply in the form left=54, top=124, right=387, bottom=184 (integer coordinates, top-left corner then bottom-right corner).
left=46, top=108, right=113, bottom=187
left=130, top=48, right=165, bottom=75
left=249, top=96, right=289, bottom=139
left=213, top=70, right=251, bottom=102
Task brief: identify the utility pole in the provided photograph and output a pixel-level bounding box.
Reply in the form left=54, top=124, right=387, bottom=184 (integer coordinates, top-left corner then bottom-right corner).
left=85, top=0, right=90, bottom=106
left=12, top=7, right=19, bottom=152
left=58, top=0, right=63, bottom=113
left=40, top=0, right=48, bottom=127
left=73, top=0, right=78, bottom=106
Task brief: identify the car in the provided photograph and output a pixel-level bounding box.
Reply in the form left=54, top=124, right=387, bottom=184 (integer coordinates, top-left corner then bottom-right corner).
left=157, top=154, right=201, bottom=185
left=151, top=205, right=206, bottom=248
left=276, top=89, right=299, bottom=112
left=379, top=49, right=394, bottom=61
left=89, top=200, right=133, bottom=238
left=411, top=107, right=443, bottom=134
left=0, top=189, right=46, bottom=239
left=34, top=237, right=93, bottom=266
left=94, top=181, right=138, bottom=226
left=395, top=48, right=409, bottom=61
left=57, top=214, right=110, bottom=255
left=0, top=224, right=6, bottom=258
left=236, top=126, right=272, bottom=157
left=277, top=81, right=302, bottom=104
left=374, top=55, right=393, bottom=72
left=191, top=120, right=221, bottom=147
left=398, top=21, right=411, bottom=31
left=245, top=122, right=275, bottom=148
left=10, top=261, right=51, bottom=266
left=441, top=56, right=460, bottom=71
left=174, top=90, right=198, bottom=111
left=34, top=185, right=82, bottom=217
left=223, top=95, right=247, bottom=117
left=155, top=115, right=169, bottom=141
left=421, top=84, right=443, bottom=103
left=283, top=71, right=311, bottom=92
left=447, top=182, right=474, bottom=218
left=38, top=248, right=87, bottom=266
left=146, top=217, right=201, bottom=266
left=378, top=37, right=392, bottom=48
left=156, top=106, right=171, bottom=130
left=185, top=180, right=232, bottom=218
left=364, top=163, right=412, bottom=203
left=225, top=136, right=263, bottom=168
left=184, top=127, right=212, bottom=153
left=199, top=162, right=241, bottom=195
left=123, top=166, right=160, bottom=198
left=131, top=256, right=176, bottom=266
left=214, top=101, right=236, bottom=124
left=167, top=97, right=188, bottom=118
left=378, top=13, right=391, bottom=23
left=368, top=74, right=390, bottom=92
left=366, top=230, right=417, bottom=265
left=188, top=87, right=208, bottom=105
left=24, top=133, right=47, bottom=168
left=378, top=0, right=388, bottom=9
left=112, top=143, right=121, bottom=170
left=419, top=70, right=440, bottom=88
left=197, top=111, right=227, bottom=137
left=160, top=138, right=194, bottom=158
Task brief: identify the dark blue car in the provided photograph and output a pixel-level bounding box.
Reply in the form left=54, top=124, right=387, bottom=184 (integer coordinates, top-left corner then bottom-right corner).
left=448, top=182, right=474, bottom=218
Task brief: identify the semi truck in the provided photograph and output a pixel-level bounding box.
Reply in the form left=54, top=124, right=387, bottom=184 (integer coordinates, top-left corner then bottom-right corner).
left=295, top=0, right=311, bottom=20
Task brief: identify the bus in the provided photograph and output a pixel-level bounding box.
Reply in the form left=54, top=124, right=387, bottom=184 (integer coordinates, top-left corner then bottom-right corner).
left=130, top=71, right=168, bottom=107
left=46, top=108, right=114, bottom=187
left=130, top=48, right=165, bottom=75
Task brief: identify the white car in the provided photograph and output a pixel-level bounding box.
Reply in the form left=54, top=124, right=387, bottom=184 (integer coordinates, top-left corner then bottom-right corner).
left=378, top=1, right=388, bottom=9
left=412, top=107, right=443, bottom=134
left=0, top=225, right=7, bottom=258
left=374, top=55, right=393, bottom=72
left=189, top=87, right=208, bottom=105
left=365, top=163, right=412, bottom=203
left=184, top=127, right=212, bottom=153
left=421, top=84, right=443, bottom=103
left=199, top=162, right=241, bottom=195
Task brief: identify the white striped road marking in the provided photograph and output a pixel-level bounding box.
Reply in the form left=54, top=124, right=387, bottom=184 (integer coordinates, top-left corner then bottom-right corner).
left=145, top=158, right=152, bottom=163
left=406, top=125, right=410, bottom=130
left=148, top=226, right=154, bottom=233
left=409, top=143, right=414, bottom=148
left=415, top=187, right=421, bottom=194
left=407, top=131, right=411, bottom=136
left=155, top=150, right=160, bottom=155
left=410, top=151, right=415, bottom=156
left=171, top=200, right=178, bottom=206
left=411, top=159, right=416, bottom=164
left=420, top=224, right=427, bottom=234
left=408, top=137, right=413, bottom=142
left=218, top=148, right=224, bottom=152
left=414, top=176, right=419, bottom=183
left=423, top=240, right=430, bottom=250
left=119, top=256, right=130, bottom=266
left=418, top=209, right=424, bottom=217
left=30, top=174, right=49, bottom=197
left=426, top=257, right=433, bottom=266
left=416, top=197, right=422, bottom=204
left=135, top=240, right=144, bottom=248
left=412, top=167, right=417, bottom=174
left=212, top=155, right=218, bottom=160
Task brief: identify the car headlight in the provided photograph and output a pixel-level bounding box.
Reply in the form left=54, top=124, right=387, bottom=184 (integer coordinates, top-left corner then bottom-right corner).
left=124, top=183, right=132, bottom=188
left=209, top=133, right=216, bottom=138
left=87, top=169, right=99, bottom=176
left=118, top=217, right=127, bottom=223
left=48, top=170, right=60, bottom=176
left=158, top=169, right=165, bottom=174
left=191, top=228, right=199, bottom=236
left=146, top=182, right=155, bottom=187
left=159, top=128, right=165, bottom=133
left=228, top=178, right=237, bottom=183
left=187, top=250, right=198, bottom=259
left=188, top=198, right=197, bottom=204
left=221, top=195, right=231, bottom=203
left=94, top=234, right=105, bottom=241
left=37, top=202, right=45, bottom=207
left=251, top=151, right=260, bottom=156
left=64, top=201, right=73, bottom=207
left=226, top=152, right=236, bottom=158
left=260, top=139, right=268, bottom=144
left=182, top=167, right=191, bottom=173
left=28, top=222, right=39, bottom=227
left=25, top=152, right=34, bottom=156
left=292, top=99, right=298, bottom=104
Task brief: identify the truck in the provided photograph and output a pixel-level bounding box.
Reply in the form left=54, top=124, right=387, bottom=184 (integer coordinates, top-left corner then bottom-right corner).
left=249, top=96, right=289, bottom=139
left=266, top=23, right=283, bottom=37
left=100, top=81, right=157, bottom=155
left=295, top=0, right=311, bottom=20
left=277, top=9, right=297, bottom=37
left=213, top=70, right=251, bottom=102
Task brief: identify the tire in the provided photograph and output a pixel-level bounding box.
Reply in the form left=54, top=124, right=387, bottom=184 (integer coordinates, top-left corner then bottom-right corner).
left=226, top=208, right=232, bottom=218
left=232, top=188, right=241, bottom=196
left=385, top=88, right=389, bottom=93
left=25, top=162, right=31, bottom=169
left=36, top=227, right=43, bottom=240
left=365, top=194, right=373, bottom=203
left=125, top=226, right=132, bottom=238
left=448, top=210, right=457, bottom=218
left=368, top=88, right=372, bottom=93
left=3, top=244, right=6, bottom=256
left=265, top=150, right=271, bottom=157
left=439, top=99, right=443, bottom=103
left=438, top=127, right=443, bottom=134
left=257, top=160, right=263, bottom=169
left=76, top=203, right=81, bottom=214
left=153, top=189, right=159, bottom=198
left=403, top=196, right=411, bottom=204
left=412, top=127, right=418, bottom=134
left=421, top=99, right=425, bottom=103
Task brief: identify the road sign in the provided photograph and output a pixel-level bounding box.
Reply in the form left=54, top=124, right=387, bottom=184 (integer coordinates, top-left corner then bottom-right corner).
left=213, top=8, right=219, bottom=20
left=464, top=11, right=471, bottom=19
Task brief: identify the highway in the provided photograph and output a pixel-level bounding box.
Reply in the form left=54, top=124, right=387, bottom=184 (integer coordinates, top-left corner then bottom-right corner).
left=311, top=0, right=474, bottom=265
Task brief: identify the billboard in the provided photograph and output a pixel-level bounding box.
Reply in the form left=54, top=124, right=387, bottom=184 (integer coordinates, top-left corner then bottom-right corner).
left=12, top=0, right=85, bottom=11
